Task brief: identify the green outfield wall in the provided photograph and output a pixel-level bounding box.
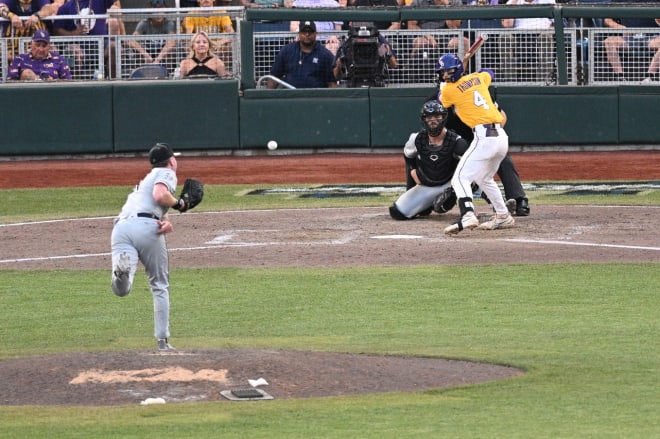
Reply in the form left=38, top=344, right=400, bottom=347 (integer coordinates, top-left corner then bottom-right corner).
left=0, top=81, right=658, bottom=155
left=2, top=3, right=660, bottom=155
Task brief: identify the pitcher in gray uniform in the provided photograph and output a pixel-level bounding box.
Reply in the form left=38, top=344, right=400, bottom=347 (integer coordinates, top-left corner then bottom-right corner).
left=110, top=143, right=188, bottom=352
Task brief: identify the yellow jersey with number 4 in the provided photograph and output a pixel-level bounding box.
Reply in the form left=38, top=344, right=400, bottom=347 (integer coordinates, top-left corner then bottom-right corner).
left=439, top=71, right=504, bottom=129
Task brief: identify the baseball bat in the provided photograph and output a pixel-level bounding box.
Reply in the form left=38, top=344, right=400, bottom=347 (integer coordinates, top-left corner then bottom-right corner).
left=462, top=33, right=488, bottom=70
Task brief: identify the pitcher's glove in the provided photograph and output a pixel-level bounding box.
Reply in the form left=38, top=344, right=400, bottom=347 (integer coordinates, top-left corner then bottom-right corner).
left=173, top=178, right=204, bottom=212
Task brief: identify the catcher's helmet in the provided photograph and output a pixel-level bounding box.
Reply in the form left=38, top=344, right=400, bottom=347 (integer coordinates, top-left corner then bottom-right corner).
left=435, top=53, right=464, bottom=83
left=420, top=100, right=449, bottom=137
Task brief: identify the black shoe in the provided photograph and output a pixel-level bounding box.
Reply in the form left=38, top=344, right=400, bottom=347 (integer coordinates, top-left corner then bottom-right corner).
left=516, top=198, right=530, bottom=216
left=417, top=206, right=433, bottom=217
left=157, top=338, right=176, bottom=352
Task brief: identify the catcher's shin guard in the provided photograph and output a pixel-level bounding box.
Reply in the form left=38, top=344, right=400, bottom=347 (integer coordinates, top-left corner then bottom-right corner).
left=389, top=203, right=410, bottom=220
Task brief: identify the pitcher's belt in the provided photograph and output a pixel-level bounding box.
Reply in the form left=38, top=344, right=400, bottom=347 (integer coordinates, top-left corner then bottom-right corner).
left=137, top=212, right=161, bottom=220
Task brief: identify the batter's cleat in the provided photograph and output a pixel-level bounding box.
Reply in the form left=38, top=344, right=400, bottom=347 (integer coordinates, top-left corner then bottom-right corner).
left=157, top=338, right=176, bottom=352
left=506, top=199, right=517, bottom=214
left=477, top=213, right=515, bottom=230
left=444, top=211, right=479, bottom=235
left=516, top=198, right=530, bottom=216
left=114, top=252, right=130, bottom=280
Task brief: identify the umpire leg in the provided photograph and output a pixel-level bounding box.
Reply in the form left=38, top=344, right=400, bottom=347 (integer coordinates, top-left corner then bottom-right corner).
left=497, top=154, right=530, bottom=216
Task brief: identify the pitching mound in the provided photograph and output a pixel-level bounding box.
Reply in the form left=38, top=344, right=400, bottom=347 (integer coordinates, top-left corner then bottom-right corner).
left=0, top=349, right=523, bottom=406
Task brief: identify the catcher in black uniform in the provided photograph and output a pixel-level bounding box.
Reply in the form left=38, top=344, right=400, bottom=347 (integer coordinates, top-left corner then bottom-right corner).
left=389, top=100, right=469, bottom=220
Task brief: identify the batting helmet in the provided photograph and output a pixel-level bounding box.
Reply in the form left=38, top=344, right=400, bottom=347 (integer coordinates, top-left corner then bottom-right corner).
left=435, top=53, right=464, bottom=83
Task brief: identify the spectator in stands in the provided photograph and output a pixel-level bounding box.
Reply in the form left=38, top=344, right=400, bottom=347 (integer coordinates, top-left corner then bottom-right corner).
left=643, top=19, right=660, bottom=83
left=0, top=0, right=51, bottom=63
left=501, top=0, right=556, bottom=83
left=52, top=0, right=118, bottom=78
left=184, top=0, right=234, bottom=34
left=603, top=12, right=659, bottom=82
left=461, top=0, right=503, bottom=75
left=352, top=0, right=401, bottom=31
left=241, top=0, right=293, bottom=32
left=463, top=0, right=503, bottom=29
left=402, top=0, right=466, bottom=83
left=406, top=0, right=468, bottom=56
left=268, top=20, right=337, bottom=88
left=52, top=0, right=116, bottom=36
left=127, top=0, right=177, bottom=66
left=184, top=0, right=234, bottom=69
left=7, top=29, right=72, bottom=80
left=289, top=0, right=342, bottom=35
left=179, top=31, right=227, bottom=77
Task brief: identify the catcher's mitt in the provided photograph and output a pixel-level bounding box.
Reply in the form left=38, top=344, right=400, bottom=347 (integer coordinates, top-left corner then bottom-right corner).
left=433, top=187, right=456, bottom=214
left=174, top=178, right=204, bottom=212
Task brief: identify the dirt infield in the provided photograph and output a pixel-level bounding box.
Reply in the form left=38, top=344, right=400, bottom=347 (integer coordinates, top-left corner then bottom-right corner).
left=1, top=150, right=659, bottom=188
left=1, top=150, right=659, bottom=406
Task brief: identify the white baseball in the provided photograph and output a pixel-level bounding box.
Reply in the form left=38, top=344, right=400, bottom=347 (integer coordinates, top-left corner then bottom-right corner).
left=267, top=140, right=278, bottom=151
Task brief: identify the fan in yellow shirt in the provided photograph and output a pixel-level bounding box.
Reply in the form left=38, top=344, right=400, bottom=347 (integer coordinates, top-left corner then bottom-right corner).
left=183, top=0, right=235, bottom=68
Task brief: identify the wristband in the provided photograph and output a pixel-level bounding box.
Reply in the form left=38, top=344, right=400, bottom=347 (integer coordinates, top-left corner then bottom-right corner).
left=173, top=198, right=184, bottom=210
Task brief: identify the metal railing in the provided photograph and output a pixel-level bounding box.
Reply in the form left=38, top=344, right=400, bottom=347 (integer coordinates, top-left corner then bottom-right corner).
left=1, top=7, right=243, bottom=81
left=1, top=5, right=659, bottom=86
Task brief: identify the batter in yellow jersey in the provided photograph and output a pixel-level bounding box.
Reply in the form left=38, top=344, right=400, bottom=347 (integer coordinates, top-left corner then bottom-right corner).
left=439, top=70, right=504, bottom=128
left=436, top=53, right=515, bottom=235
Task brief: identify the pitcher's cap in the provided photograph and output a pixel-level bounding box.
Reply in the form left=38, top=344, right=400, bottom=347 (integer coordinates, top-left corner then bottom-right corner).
left=149, top=143, right=180, bottom=165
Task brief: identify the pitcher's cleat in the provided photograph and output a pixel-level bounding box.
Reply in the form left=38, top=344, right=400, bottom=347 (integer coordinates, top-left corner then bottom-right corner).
left=157, top=338, right=176, bottom=352
left=114, top=252, right=130, bottom=280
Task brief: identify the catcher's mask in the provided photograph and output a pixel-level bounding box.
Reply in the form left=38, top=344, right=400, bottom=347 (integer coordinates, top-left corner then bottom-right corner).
left=420, top=100, right=448, bottom=137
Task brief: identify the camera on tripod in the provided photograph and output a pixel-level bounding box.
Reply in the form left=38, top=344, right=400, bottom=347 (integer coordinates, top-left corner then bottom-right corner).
left=338, top=22, right=387, bottom=87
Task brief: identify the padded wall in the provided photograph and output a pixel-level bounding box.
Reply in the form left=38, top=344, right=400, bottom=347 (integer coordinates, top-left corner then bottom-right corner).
left=0, top=82, right=113, bottom=155
left=618, top=86, right=660, bottom=143
left=368, top=87, right=435, bottom=148
left=496, top=86, right=618, bottom=145
left=113, top=79, right=239, bottom=152
left=240, top=88, right=370, bottom=149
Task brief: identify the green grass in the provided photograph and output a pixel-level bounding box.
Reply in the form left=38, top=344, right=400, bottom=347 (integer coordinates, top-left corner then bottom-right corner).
left=1, top=184, right=659, bottom=438
left=0, top=265, right=658, bottom=438
left=1, top=182, right=659, bottom=223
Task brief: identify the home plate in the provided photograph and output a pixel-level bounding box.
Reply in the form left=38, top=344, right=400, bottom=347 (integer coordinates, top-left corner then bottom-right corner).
left=371, top=235, right=424, bottom=240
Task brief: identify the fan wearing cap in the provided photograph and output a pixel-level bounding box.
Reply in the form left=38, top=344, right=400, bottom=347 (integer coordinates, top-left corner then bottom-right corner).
left=267, top=20, right=337, bottom=88
left=6, top=30, right=72, bottom=80
left=110, top=143, right=185, bottom=352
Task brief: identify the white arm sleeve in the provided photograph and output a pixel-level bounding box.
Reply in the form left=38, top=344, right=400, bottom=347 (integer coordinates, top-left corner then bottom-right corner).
left=403, top=133, right=418, bottom=159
